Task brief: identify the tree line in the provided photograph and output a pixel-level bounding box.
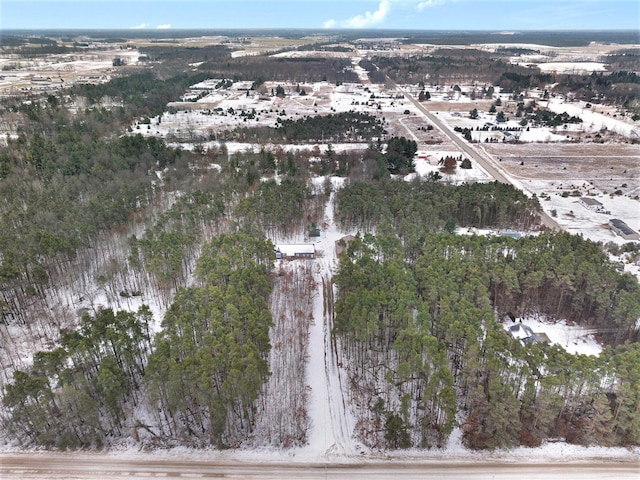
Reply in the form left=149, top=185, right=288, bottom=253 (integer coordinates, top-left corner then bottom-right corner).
left=198, top=56, right=359, bottom=86
left=364, top=52, right=529, bottom=86
left=336, top=178, right=541, bottom=245
left=220, top=111, right=387, bottom=145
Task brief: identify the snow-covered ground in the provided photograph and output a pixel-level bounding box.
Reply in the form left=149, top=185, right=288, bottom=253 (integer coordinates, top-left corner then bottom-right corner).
left=503, top=315, right=603, bottom=356
left=537, top=62, right=607, bottom=74
left=4, top=61, right=639, bottom=462
left=0, top=49, right=141, bottom=98
left=430, top=100, right=639, bottom=251
left=408, top=151, right=492, bottom=184
left=299, top=176, right=357, bottom=458
left=134, top=77, right=421, bottom=143
left=543, top=98, right=640, bottom=138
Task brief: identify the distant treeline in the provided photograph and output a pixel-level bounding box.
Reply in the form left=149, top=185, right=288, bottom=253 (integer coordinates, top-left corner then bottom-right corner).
left=198, top=56, right=359, bottom=85
left=218, top=111, right=386, bottom=144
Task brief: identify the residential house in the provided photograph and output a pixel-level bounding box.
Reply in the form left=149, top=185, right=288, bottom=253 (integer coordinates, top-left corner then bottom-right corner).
left=275, top=244, right=316, bottom=260
left=508, top=323, right=546, bottom=345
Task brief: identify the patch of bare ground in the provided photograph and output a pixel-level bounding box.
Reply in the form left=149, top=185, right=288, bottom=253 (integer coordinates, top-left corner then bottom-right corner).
left=484, top=143, right=640, bottom=194
left=424, top=99, right=495, bottom=112
left=385, top=112, right=453, bottom=146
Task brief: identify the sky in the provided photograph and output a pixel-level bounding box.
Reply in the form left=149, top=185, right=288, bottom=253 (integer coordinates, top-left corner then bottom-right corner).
left=2, top=0, right=639, bottom=31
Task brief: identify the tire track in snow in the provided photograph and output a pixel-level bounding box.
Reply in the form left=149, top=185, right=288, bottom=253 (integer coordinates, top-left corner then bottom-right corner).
left=322, top=273, right=354, bottom=456
left=303, top=183, right=355, bottom=458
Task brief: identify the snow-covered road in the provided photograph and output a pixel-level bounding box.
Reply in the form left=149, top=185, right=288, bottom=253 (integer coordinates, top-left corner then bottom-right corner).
left=1, top=453, right=638, bottom=479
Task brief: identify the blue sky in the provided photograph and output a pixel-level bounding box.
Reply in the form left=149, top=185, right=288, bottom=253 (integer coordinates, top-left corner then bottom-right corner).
left=2, top=0, right=639, bottom=31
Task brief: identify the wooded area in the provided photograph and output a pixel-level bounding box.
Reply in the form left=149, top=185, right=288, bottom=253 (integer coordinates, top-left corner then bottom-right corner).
left=334, top=232, right=640, bottom=449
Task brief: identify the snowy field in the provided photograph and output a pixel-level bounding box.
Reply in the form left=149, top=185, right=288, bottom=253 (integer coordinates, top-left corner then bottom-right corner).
left=0, top=49, right=141, bottom=95
left=536, top=62, right=607, bottom=74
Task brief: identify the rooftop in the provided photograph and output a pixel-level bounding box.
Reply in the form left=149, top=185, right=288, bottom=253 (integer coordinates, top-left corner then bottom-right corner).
left=275, top=244, right=316, bottom=257
left=609, top=218, right=637, bottom=236
left=580, top=197, right=603, bottom=206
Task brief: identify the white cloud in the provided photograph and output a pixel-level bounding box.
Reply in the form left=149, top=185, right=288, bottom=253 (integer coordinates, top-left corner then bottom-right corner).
left=323, top=19, right=337, bottom=29
left=156, top=24, right=172, bottom=29
left=326, top=0, right=451, bottom=29
left=130, top=23, right=149, bottom=29
left=417, top=0, right=447, bottom=11
left=343, top=0, right=392, bottom=28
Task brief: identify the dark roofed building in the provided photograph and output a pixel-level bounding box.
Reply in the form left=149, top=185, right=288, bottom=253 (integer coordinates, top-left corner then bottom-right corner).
left=609, top=219, right=640, bottom=240
left=579, top=197, right=603, bottom=210
left=275, top=244, right=316, bottom=260
left=508, top=324, right=546, bottom=345
left=335, top=234, right=357, bottom=256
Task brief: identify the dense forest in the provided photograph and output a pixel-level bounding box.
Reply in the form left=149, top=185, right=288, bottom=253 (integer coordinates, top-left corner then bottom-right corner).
left=336, top=179, right=541, bottom=244
left=3, top=233, right=275, bottom=449
left=197, top=56, right=359, bottom=86
left=363, top=52, right=530, bottom=86
left=334, top=232, right=640, bottom=449
left=0, top=79, right=196, bottom=324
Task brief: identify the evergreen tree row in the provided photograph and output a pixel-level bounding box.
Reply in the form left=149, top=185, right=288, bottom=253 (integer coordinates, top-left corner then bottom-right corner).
left=336, top=178, right=541, bottom=246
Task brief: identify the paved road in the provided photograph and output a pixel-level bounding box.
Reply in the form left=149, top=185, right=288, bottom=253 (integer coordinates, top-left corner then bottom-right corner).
left=1, top=453, right=639, bottom=479
left=393, top=82, right=561, bottom=231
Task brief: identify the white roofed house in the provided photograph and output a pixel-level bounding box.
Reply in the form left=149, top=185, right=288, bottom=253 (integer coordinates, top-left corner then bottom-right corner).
left=274, top=244, right=315, bottom=260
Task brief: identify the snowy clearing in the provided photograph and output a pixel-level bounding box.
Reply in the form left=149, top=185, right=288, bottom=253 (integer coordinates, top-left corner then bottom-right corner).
left=502, top=315, right=603, bottom=356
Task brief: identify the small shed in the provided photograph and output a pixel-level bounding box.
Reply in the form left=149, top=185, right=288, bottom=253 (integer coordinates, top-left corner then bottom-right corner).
left=500, top=231, right=522, bottom=239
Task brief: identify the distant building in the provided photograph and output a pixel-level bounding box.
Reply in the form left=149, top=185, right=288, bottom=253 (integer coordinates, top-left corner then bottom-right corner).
left=609, top=219, right=640, bottom=240
left=579, top=197, right=603, bottom=211
left=275, top=244, right=315, bottom=260
left=354, top=38, right=400, bottom=50
left=31, top=75, right=51, bottom=84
